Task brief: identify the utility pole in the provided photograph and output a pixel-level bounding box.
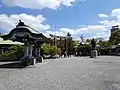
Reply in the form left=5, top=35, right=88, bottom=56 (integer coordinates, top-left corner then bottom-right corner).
left=54, top=26, right=58, bottom=56
left=53, top=26, right=57, bottom=47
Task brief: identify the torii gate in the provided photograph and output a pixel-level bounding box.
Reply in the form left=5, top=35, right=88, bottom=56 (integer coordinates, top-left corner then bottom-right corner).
left=50, top=32, right=73, bottom=56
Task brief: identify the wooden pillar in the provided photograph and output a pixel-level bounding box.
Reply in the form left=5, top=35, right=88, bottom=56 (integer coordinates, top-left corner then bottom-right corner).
left=65, top=38, right=67, bottom=52
left=54, top=38, right=56, bottom=46
left=20, top=40, right=30, bottom=65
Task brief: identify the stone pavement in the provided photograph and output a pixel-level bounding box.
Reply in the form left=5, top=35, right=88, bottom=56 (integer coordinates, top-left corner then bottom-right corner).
left=0, top=56, right=120, bottom=90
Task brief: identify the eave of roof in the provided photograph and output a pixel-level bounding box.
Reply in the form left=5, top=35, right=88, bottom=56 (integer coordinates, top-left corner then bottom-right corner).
left=0, top=38, right=23, bottom=45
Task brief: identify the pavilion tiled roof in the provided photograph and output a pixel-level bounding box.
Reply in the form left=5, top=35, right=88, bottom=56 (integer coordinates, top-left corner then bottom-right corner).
left=0, top=38, right=23, bottom=45
left=0, top=20, right=51, bottom=43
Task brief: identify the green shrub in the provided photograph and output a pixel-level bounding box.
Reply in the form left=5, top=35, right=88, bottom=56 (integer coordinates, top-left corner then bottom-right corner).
left=3, top=45, right=24, bottom=59
left=41, top=44, right=61, bottom=57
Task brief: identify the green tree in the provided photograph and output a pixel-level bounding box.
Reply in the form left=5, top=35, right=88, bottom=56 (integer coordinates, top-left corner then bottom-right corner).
left=95, top=37, right=104, bottom=42
left=98, top=41, right=111, bottom=48
left=85, top=39, right=91, bottom=44
left=109, top=29, right=120, bottom=45
left=41, top=44, right=50, bottom=55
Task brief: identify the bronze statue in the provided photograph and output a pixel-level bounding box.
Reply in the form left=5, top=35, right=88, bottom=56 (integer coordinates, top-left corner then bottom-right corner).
left=91, top=38, right=96, bottom=50
left=16, top=20, right=25, bottom=27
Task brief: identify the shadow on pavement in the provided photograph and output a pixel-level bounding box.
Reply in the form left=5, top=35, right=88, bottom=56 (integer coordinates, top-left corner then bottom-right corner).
left=94, top=61, right=113, bottom=64
left=0, top=59, right=19, bottom=62
left=0, top=62, right=26, bottom=69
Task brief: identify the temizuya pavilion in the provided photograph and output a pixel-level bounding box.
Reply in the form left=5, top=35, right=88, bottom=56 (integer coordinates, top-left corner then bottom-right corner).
left=0, top=20, right=49, bottom=65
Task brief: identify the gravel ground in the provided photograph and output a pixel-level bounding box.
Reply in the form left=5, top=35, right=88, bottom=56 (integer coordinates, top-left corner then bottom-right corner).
left=0, top=56, right=120, bottom=90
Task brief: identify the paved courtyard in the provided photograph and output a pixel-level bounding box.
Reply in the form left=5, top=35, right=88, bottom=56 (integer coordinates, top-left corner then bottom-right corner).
left=0, top=56, right=120, bottom=90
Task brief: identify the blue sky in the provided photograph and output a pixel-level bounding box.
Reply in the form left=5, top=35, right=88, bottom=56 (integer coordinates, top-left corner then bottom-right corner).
left=0, top=0, right=120, bottom=40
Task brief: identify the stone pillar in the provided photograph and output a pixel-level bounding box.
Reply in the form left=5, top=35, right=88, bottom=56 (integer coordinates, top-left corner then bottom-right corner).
left=28, top=44, right=36, bottom=65
left=33, top=44, right=37, bottom=57
left=20, top=41, right=36, bottom=65
left=20, top=41, right=29, bottom=65
left=23, top=41, right=29, bottom=57
left=38, top=47, right=40, bottom=56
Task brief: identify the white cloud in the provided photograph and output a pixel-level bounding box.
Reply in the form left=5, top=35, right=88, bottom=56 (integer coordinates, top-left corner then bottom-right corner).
left=46, top=30, right=64, bottom=36
left=84, top=9, right=120, bottom=40
left=79, top=25, right=107, bottom=32
left=1, top=0, right=84, bottom=9
left=99, top=19, right=120, bottom=28
left=111, top=8, right=120, bottom=17
left=43, top=25, right=109, bottom=40
left=0, top=13, right=50, bottom=33
left=98, top=14, right=108, bottom=18
left=0, top=13, right=109, bottom=40
left=60, top=28, right=76, bottom=35
left=89, top=34, right=109, bottom=41
left=99, top=8, right=120, bottom=27
left=76, top=25, right=108, bottom=39
left=93, top=8, right=120, bottom=39
left=97, top=8, right=120, bottom=40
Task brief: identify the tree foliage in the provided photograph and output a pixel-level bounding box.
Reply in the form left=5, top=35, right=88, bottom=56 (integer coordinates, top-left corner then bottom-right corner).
left=98, top=41, right=111, bottom=48
left=109, top=29, right=120, bottom=45
left=72, top=40, right=79, bottom=47
left=41, top=44, right=61, bottom=57
left=95, top=37, right=104, bottom=42
left=77, top=44, right=91, bottom=56
left=85, top=39, right=91, bottom=44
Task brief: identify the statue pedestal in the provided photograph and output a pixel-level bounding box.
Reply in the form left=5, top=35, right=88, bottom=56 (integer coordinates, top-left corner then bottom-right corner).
left=90, top=50, right=98, bottom=58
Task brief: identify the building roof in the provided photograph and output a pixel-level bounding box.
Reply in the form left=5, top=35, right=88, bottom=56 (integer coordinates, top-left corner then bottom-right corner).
left=0, top=21, right=49, bottom=43
left=0, top=38, right=23, bottom=45
left=0, top=27, right=46, bottom=40
left=0, top=20, right=52, bottom=45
